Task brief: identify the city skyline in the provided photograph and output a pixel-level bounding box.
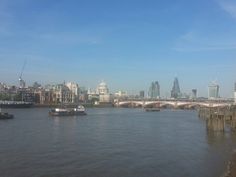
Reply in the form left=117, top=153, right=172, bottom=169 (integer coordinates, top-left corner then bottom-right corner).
left=0, top=78, right=234, bottom=99
left=0, top=0, right=236, bottom=97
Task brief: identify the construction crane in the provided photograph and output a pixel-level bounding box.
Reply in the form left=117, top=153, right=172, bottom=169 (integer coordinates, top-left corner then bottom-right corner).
left=19, top=60, right=27, bottom=88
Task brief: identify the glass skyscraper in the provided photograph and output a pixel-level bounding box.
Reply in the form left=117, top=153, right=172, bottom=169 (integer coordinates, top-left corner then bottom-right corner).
left=208, top=82, right=219, bottom=100
left=171, top=77, right=181, bottom=99
left=234, top=82, right=236, bottom=103
left=148, top=81, right=160, bottom=99
left=139, top=90, right=145, bottom=98
left=191, top=89, right=197, bottom=99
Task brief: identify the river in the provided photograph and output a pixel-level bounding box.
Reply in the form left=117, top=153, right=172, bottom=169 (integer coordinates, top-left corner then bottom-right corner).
left=0, top=108, right=235, bottom=177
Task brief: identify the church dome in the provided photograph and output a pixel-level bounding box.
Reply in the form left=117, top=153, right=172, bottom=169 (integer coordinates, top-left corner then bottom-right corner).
left=99, top=81, right=107, bottom=87
left=97, top=81, right=109, bottom=95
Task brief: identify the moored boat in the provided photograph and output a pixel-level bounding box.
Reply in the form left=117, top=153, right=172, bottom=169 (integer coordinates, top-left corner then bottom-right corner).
left=145, top=108, right=160, bottom=112
left=0, top=101, right=33, bottom=108
left=0, top=112, right=14, bottom=119
left=49, top=105, right=87, bottom=116
left=0, top=108, right=14, bottom=119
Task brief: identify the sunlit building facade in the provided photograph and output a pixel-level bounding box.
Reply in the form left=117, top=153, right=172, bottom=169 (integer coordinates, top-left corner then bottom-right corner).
left=66, top=82, right=79, bottom=103
left=52, top=84, right=73, bottom=103
left=115, top=91, right=127, bottom=98
left=97, top=81, right=111, bottom=103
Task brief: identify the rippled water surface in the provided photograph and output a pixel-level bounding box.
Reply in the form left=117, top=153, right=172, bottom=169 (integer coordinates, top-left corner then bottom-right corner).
left=0, top=108, right=236, bottom=177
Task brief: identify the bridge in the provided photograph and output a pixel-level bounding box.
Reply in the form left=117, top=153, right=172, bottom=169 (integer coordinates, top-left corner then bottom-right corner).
left=115, top=100, right=231, bottom=108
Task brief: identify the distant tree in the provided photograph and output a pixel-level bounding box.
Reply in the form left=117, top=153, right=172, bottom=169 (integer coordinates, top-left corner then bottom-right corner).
left=13, top=93, right=22, bottom=101
left=0, top=93, right=11, bottom=100
left=33, top=82, right=41, bottom=89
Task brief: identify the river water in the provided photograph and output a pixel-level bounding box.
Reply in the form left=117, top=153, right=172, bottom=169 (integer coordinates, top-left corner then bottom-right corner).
left=0, top=108, right=236, bottom=177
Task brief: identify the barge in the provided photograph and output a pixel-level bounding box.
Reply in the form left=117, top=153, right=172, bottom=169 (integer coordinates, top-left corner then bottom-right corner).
left=145, top=108, right=161, bottom=112
left=49, top=105, right=87, bottom=116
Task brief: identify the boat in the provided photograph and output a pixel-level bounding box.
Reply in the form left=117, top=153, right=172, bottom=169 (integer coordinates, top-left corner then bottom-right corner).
left=145, top=108, right=160, bottom=112
left=49, top=105, right=87, bottom=116
left=0, top=108, right=14, bottom=119
left=0, top=112, right=14, bottom=119
left=0, top=101, right=33, bottom=108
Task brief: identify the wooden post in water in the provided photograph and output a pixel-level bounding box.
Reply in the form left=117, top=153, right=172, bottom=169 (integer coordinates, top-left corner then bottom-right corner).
left=198, top=106, right=236, bottom=132
left=230, top=107, right=236, bottom=130
left=206, top=116, right=225, bottom=131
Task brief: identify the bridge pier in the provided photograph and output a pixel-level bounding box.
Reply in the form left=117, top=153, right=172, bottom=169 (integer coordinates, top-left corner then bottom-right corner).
left=199, top=106, right=236, bottom=132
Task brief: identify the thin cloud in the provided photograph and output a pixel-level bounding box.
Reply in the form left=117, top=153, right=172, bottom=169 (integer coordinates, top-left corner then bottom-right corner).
left=218, top=0, right=236, bottom=19
left=173, top=31, right=236, bottom=52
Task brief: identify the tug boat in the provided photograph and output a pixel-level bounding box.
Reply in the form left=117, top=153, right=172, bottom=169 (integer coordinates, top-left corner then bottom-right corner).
left=49, top=105, right=87, bottom=116
left=0, top=108, right=14, bottom=119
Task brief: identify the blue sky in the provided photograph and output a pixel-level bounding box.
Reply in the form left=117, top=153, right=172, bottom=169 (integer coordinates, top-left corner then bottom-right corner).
left=0, top=0, right=236, bottom=97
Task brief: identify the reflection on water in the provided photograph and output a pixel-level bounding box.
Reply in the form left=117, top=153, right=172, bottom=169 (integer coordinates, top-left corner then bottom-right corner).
left=0, top=108, right=236, bottom=177
left=206, top=131, right=227, bottom=146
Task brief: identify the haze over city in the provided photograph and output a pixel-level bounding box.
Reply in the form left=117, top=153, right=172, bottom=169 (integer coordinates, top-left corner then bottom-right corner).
left=0, top=0, right=236, bottom=97
left=2, top=1, right=236, bottom=177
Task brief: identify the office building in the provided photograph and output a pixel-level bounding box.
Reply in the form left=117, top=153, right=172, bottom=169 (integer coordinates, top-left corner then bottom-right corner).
left=234, top=82, right=236, bottom=104
left=139, top=90, right=145, bottom=99
left=208, top=82, right=219, bottom=100
left=191, top=89, right=197, bottom=99
left=148, top=81, right=160, bottom=99
left=171, top=77, right=181, bottom=99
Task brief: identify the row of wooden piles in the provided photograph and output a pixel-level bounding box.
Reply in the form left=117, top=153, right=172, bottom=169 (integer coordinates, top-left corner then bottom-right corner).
left=198, top=106, right=236, bottom=131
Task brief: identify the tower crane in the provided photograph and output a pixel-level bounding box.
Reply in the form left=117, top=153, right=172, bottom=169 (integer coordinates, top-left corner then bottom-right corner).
left=19, top=60, right=27, bottom=88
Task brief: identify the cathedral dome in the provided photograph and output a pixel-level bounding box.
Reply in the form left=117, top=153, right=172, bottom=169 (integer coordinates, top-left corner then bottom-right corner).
left=99, top=81, right=107, bottom=87
left=97, top=81, right=109, bottom=95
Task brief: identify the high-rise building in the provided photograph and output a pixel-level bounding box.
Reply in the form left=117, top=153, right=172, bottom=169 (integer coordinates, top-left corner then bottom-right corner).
left=171, top=77, right=181, bottom=99
left=139, top=90, right=145, bottom=99
left=208, top=82, right=219, bottom=100
left=148, top=81, right=160, bottom=99
left=191, top=89, right=197, bottom=99
left=234, top=82, right=236, bottom=104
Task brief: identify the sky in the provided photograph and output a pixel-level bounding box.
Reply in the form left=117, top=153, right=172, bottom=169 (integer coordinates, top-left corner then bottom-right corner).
left=0, top=0, right=236, bottom=97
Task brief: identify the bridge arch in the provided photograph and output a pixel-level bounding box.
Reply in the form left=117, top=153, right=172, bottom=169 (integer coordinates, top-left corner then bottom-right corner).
left=118, top=101, right=143, bottom=108
left=144, top=101, right=160, bottom=108
left=160, top=103, right=175, bottom=108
